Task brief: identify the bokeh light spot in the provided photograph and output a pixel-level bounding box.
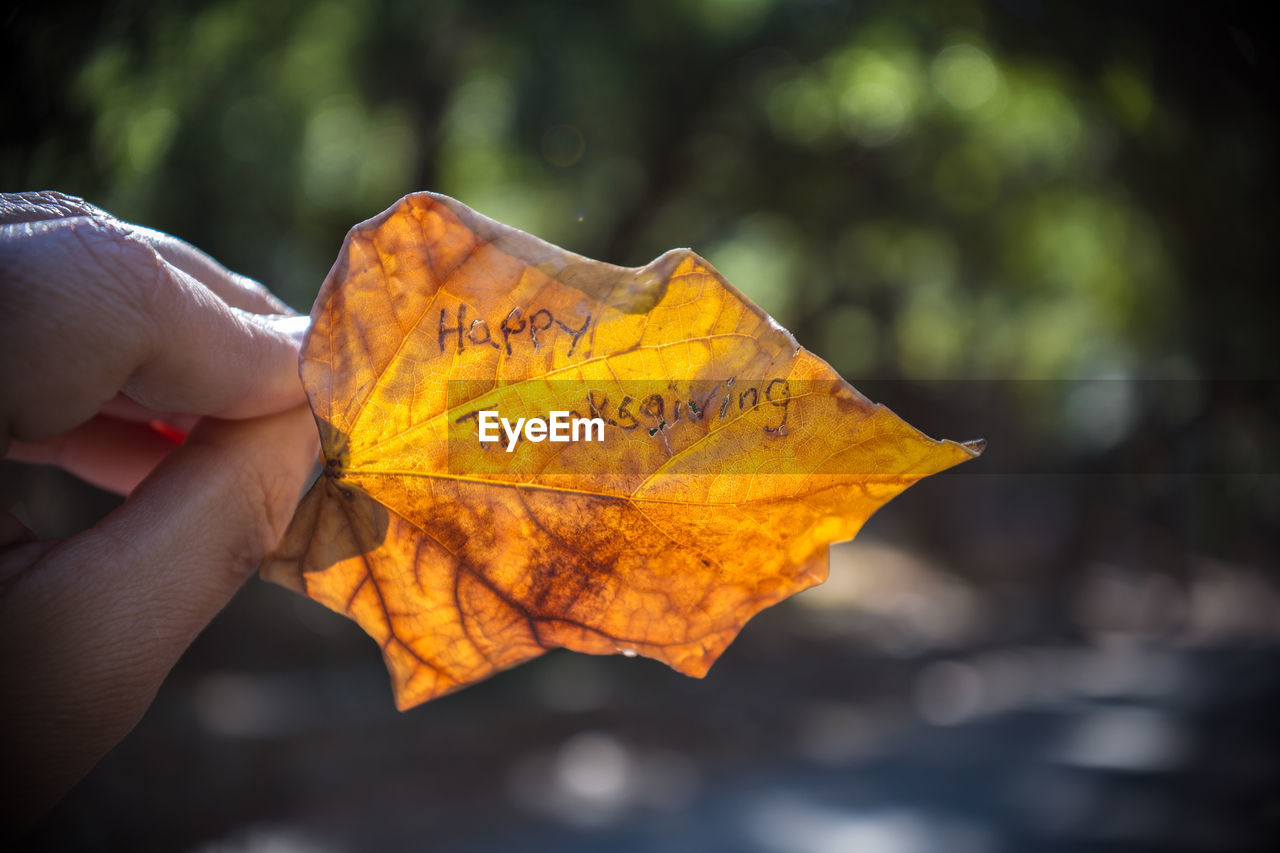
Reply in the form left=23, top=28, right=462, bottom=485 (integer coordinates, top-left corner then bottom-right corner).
left=126, top=106, right=178, bottom=173
left=932, top=44, right=1000, bottom=111
left=833, top=46, right=925, bottom=146
left=541, top=124, right=585, bottom=167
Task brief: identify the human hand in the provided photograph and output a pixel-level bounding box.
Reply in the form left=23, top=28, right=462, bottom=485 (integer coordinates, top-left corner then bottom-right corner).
left=0, top=192, right=319, bottom=826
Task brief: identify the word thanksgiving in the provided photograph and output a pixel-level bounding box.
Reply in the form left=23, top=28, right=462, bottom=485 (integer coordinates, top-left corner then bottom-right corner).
left=477, top=410, right=606, bottom=452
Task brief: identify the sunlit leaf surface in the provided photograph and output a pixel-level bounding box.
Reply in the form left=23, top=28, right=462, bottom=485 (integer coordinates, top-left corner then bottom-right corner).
left=264, top=194, right=982, bottom=709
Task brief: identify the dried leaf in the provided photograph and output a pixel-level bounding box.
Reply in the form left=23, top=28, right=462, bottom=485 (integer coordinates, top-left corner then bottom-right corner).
left=264, top=193, right=982, bottom=709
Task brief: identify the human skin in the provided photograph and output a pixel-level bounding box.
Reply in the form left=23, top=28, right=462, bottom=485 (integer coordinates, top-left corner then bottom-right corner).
left=0, top=192, right=319, bottom=827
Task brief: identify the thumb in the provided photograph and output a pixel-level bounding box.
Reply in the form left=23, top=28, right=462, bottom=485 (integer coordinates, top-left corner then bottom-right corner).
left=0, top=403, right=318, bottom=822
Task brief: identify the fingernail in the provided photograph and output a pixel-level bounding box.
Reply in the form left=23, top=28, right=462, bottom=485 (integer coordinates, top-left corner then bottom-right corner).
left=267, top=314, right=311, bottom=348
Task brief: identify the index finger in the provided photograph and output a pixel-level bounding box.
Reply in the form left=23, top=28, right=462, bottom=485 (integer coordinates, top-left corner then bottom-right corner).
left=127, top=225, right=291, bottom=316
left=0, top=216, right=308, bottom=446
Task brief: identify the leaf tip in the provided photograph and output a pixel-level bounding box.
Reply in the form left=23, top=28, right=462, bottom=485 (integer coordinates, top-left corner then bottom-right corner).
left=961, top=438, right=987, bottom=456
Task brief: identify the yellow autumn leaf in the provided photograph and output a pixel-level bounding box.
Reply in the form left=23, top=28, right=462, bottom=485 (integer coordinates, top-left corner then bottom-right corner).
left=264, top=193, right=982, bottom=710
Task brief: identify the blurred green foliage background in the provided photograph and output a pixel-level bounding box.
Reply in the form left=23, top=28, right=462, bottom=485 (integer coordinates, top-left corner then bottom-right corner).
left=5, top=1, right=1280, bottom=849
left=6, top=0, right=1274, bottom=385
